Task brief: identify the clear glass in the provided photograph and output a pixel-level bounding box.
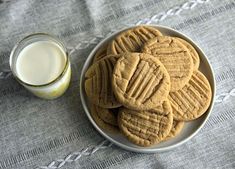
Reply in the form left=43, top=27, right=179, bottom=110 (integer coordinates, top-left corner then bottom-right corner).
left=10, top=33, right=71, bottom=99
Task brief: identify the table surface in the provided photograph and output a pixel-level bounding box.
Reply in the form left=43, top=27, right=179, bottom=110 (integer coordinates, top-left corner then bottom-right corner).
left=0, top=0, right=235, bottom=169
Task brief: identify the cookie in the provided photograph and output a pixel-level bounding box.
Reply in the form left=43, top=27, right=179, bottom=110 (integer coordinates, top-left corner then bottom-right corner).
left=112, top=53, right=171, bottom=110
left=118, top=100, right=173, bottom=147
left=142, top=36, right=194, bottom=91
left=164, top=120, right=184, bottom=140
left=168, top=71, right=212, bottom=121
left=90, top=104, right=118, bottom=132
left=96, top=106, right=118, bottom=126
left=93, top=43, right=108, bottom=63
left=176, top=37, right=200, bottom=70
left=107, top=26, right=162, bottom=54
left=85, top=55, right=121, bottom=108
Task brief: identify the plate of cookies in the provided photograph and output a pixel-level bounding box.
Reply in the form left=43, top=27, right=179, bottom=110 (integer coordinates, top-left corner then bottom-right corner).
left=80, top=25, right=215, bottom=153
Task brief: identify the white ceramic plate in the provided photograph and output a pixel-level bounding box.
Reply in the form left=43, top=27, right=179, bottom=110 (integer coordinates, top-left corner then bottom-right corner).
left=80, top=25, right=216, bottom=153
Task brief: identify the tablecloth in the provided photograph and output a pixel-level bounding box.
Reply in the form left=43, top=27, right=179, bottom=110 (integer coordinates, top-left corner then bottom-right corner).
left=0, top=0, right=235, bottom=168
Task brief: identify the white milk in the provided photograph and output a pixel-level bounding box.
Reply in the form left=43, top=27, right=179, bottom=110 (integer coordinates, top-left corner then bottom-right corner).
left=14, top=40, right=71, bottom=99
left=16, top=41, right=66, bottom=85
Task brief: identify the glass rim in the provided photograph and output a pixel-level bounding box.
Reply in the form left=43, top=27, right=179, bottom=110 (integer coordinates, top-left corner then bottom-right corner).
left=9, top=32, right=69, bottom=87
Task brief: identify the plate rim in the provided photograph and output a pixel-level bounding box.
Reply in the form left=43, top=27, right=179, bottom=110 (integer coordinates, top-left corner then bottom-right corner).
left=79, top=24, right=216, bottom=153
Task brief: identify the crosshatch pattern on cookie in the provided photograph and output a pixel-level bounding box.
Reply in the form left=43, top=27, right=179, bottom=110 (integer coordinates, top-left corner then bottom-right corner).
left=93, top=43, right=109, bottom=63
left=118, top=100, right=173, bottom=147
left=176, top=37, right=200, bottom=70
left=142, top=36, right=194, bottom=91
left=107, top=26, right=162, bottom=54
left=168, top=71, right=212, bottom=121
left=91, top=104, right=119, bottom=132
left=164, top=120, right=184, bottom=141
left=95, top=105, right=118, bottom=126
left=112, top=53, right=170, bottom=110
left=85, top=55, right=122, bottom=108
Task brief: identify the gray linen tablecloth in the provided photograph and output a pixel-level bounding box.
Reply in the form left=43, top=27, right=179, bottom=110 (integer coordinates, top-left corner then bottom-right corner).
left=0, top=0, right=235, bottom=168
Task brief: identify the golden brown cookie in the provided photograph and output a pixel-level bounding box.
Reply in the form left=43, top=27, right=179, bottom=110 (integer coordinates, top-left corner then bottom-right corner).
left=142, top=36, right=194, bottom=91
left=107, top=26, right=162, bottom=54
left=90, top=104, right=119, bottom=132
left=85, top=55, right=121, bottom=108
left=93, top=43, right=108, bottom=63
left=176, top=37, right=200, bottom=70
left=168, top=71, right=212, bottom=121
left=95, top=106, right=118, bottom=126
left=118, top=100, right=173, bottom=147
left=164, top=120, right=184, bottom=140
left=112, top=53, right=171, bottom=110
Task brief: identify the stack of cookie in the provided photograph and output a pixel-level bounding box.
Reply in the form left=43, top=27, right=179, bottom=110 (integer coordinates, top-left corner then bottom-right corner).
left=84, top=26, right=212, bottom=147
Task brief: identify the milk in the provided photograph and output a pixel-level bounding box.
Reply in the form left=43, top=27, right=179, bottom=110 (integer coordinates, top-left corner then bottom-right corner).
left=10, top=35, right=71, bottom=99
left=16, top=41, right=66, bottom=85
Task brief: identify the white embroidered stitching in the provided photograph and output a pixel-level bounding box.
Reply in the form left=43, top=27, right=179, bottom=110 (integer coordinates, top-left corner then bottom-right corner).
left=38, top=89, right=235, bottom=169
left=136, top=0, right=210, bottom=25
left=0, top=71, right=11, bottom=79
left=67, top=0, right=210, bottom=56
left=37, top=140, right=113, bottom=169
left=215, top=88, right=235, bottom=103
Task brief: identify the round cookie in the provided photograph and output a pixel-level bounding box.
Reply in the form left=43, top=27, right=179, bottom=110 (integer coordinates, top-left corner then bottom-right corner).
left=90, top=104, right=118, bottom=132
left=107, top=26, right=162, bottom=55
left=112, top=53, right=171, bottom=110
left=85, top=55, right=121, bottom=108
left=168, top=71, right=212, bottom=121
left=95, top=106, right=118, bottom=126
left=176, top=37, right=200, bottom=70
left=142, top=36, right=194, bottom=91
left=93, top=43, right=108, bottom=63
left=118, top=100, right=173, bottom=147
left=164, top=120, right=184, bottom=141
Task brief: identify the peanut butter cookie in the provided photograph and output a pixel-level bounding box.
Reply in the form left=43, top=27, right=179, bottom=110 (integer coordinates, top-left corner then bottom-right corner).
left=118, top=100, right=173, bottom=146
left=90, top=104, right=118, bottom=132
left=164, top=120, right=184, bottom=140
left=176, top=37, right=200, bottom=70
left=112, top=53, right=170, bottom=110
left=85, top=55, right=121, bottom=108
left=107, top=26, right=162, bottom=54
left=93, top=43, right=108, bottom=63
left=168, top=71, right=212, bottom=121
left=96, top=106, right=118, bottom=126
left=142, top=36, right=194, bottom=91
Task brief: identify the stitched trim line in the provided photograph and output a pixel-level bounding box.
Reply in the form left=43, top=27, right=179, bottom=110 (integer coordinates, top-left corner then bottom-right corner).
left=0, top=125, right=95, bottom=169
left=37, top=140, right=113, bottom=169
left=38, top=108, right=235, bottom=169
left=0, top=71, right=11, bottom=79
left=215, top=88, right=235, bottom=103
left=66, top=0, right=211, bottom=54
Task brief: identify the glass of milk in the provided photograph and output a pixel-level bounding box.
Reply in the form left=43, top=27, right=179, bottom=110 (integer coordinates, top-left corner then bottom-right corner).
left=10, top=33, right=71, bottom=99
